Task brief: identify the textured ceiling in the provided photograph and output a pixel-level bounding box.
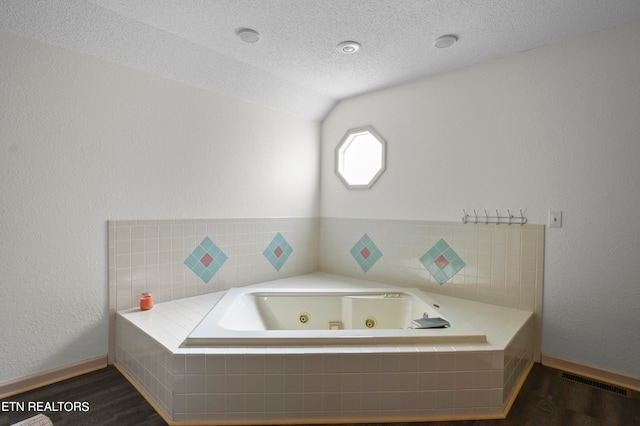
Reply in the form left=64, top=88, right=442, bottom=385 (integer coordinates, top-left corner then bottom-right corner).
left=2, top=0, right=640, bottom=120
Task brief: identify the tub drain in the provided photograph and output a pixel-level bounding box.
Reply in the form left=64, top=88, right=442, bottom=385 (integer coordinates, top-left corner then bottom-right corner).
left=365, top=317, right=376, bottom=328
left=299, top=313, right=310, bottom=324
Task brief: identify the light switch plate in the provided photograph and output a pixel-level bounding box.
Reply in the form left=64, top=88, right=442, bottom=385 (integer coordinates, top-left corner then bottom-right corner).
left=549, top=211, right=562, bottom=228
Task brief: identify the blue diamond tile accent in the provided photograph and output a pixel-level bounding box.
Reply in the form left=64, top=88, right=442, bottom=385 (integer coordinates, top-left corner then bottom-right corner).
left=184, top=236, right=228, bottom=284
left=349, top=233, right=382, bottom=272
left=263, top=232, right=293, bottom=271
left=420, top=238, right=465, bottom=284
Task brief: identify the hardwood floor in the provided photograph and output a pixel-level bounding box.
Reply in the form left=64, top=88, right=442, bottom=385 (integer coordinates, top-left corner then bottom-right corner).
left=0, top=366, right=165, bottom=426
left=1, top=363, right=637, bottom=425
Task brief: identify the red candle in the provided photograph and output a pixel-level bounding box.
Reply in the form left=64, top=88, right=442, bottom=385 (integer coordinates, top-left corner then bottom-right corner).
left=140, top=292, right=153, bottom=310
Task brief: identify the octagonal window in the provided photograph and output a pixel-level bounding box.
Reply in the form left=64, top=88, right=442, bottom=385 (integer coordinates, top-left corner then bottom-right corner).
left=335, top=126, right=386, bottom=189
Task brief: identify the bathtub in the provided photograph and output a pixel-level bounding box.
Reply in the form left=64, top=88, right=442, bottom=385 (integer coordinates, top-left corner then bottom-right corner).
left=117, top=272, right=535, bottom=422
left=183, top=274, right=487, bottom=346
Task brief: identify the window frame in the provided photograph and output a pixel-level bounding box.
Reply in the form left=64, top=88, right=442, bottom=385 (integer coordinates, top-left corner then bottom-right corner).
left=334, top=126, right=387, bottom=189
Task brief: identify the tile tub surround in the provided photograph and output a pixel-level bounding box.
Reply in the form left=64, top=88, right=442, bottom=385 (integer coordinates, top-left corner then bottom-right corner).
left=109, top=217, right=542, bottom=363
left=319, top=218, right=544, bottom=361
left=115, top=273, right=534, bottom=424
left=108, top=217, right=320, bottom=362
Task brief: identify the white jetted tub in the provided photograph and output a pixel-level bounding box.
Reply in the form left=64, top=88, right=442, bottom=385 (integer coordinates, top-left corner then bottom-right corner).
left=117, top=273, right=535, bottom=423
left=183, top=274, right=487, bottom=346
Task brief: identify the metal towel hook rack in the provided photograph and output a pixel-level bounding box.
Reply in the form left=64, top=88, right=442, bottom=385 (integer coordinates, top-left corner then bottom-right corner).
left=462, top=209, right=527, bottom=225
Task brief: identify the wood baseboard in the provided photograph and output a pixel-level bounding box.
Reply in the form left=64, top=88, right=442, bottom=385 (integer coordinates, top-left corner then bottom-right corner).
left=541, top=353, right=639, bottom=392
left=0, top=355, right=107, bottom=399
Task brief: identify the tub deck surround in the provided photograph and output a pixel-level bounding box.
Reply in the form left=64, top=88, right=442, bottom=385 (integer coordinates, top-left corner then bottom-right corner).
left=115, top=273, right=534, bottom=424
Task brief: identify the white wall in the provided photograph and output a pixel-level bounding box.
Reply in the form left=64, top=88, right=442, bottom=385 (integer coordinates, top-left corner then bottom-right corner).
left=321, top=20, right=640, bottom=377
left=0, top=30, right=320, bottom=383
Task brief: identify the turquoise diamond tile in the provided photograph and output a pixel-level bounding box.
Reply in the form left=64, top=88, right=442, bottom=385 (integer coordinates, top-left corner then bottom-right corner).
left=350, top=234, right=382, bottom=272
left=184, top=236, right=227, bottom=284
left=263, top=232, right=293, bottom=271
left=420, top=238, right=465, bottom=284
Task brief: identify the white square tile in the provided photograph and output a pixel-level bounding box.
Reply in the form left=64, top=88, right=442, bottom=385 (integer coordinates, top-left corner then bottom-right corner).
left=264, top=394, right=284, bottom=413
left=282, top=393, right=303, bottom=412
left=245, top=355, right=265, bottom=374
left=360, top=354, right=381, bottom=372
left=321, top=392, right=342, bottom=412
left=491, top=352, right=504, bottom=369
left=417, top=372, right=438, bottom=391
left=244, top=374, right=265, bottom=393
left=322, top=373, right=342, bottom=392
left=283, top=374, right=303, bottom=392
left=474, top=352, right=493, bottom=370
left=185, top=393, right=206, bottom=413
left=323, top=354, right=343, bottom=373
left=473, top=370, right=493, bottom=389
left=418, top=353, right=438, bottom=371
left=172, top=355, right=186, bottom=375
left=455, top=352, right=476, bottom=371
left=225, top=394, right=245, bottom=413
left=264, top=374, right=284, bottom=393
left=186, top=354, right=206, bottom=374
left=245, top=394, right=265, bottom=413
left=205, top=374, right=225, bottom=394
left=225, top=355, right=245, bottom=374
left=359, top=391, right=380, bottom=411
left=341, top=373, right=362, bottom=392
left=473, top=388, right=502, bottom=407
left=303, top=374, right=323, bottom=392
left=264, top=354, right=284, bottom=374
left=396, top=372, right=418, bottom=392
left=360, top=373, right=381, bottom=392
left=341, top=354, right=363, bottom=373
left=455, top=371, right=474, bottom=390
left=185, top=374, right=206, bottom=393
left=436, top=372, right=456, bottom=391
left=455, top=390, right=474, bottom=408
left=283, top=355, right=304, bottom=373
left=224, top=374, right=247, bottom=393
left=436, top=353, right=456, bottom=371
left=303, top=355, right=324, bottom=373
left=435, top=390, right=455, bottom=409
left=340, top=392, right=361, bottom=411
left=205, top=394, right=225, bottom=413
left=380, top=354, right=400, bottom=372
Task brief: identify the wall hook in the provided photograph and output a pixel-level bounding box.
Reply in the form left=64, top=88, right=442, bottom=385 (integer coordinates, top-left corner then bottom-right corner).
left=461, top=209, right=528, bottom=226
left=519, top=209, right=527, bottom=226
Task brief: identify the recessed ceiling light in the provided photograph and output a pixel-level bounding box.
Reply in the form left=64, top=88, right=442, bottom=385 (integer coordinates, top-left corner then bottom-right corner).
left=237, top=28, right=260, bottom=43
left=336, top=41, right=361, bottom=54
left=434, top=34, right=458, bottom=48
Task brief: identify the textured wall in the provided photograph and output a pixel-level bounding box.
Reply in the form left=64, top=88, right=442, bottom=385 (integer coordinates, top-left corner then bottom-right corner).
left=321, top=20, right=640, bottom=377
left=0, top=30, right=319, bottom=383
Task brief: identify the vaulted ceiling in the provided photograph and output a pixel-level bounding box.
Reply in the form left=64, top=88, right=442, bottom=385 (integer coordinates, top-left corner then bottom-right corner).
left=3, top=0, right=640, bottom=120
